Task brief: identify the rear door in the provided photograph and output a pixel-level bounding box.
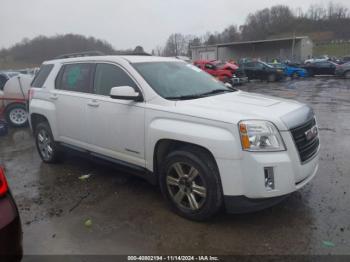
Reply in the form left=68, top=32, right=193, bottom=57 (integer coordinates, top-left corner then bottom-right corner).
left=53, top=63, right=95, bottom=148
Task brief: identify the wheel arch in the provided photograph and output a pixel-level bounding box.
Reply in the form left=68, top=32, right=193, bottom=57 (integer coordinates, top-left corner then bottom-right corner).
left=153, top=139, right=219, bottom=178
left=30, top=113, right=49, bottom=130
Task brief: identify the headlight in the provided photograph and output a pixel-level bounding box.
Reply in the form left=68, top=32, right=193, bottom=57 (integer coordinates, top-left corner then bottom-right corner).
left=239, top=120, right=286, bottom=151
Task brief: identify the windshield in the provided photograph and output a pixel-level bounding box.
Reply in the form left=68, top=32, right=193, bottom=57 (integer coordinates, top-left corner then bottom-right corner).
left=132, top=62, right=234, bottom=100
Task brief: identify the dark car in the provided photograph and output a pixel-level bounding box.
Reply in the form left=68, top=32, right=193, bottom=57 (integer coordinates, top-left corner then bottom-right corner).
left=239, top=61, right=284, bottom=82
left=302, top=61, right=338, bottom=76
left=335, top=62, right=350, bottom=78
left=0, top=166, right=22, bottom=261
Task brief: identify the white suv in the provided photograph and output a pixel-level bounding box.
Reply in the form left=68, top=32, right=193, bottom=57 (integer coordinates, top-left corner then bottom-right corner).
left=29, top=55, right=320, bottom=220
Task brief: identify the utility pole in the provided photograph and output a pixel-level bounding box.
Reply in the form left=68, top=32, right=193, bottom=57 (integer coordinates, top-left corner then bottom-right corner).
left=291, top=31, right=296, bottom=61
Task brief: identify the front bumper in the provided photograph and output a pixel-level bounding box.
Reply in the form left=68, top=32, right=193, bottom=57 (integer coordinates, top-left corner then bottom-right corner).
left=217, top=131, right=319, bottom=213
left=231, top=76, right=248, bottom=86
left=224, top=194, right=289, bottom=214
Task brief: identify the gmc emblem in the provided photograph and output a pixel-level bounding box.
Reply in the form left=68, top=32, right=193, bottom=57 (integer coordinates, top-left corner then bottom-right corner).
left=305, top=126, right=318, bottom=141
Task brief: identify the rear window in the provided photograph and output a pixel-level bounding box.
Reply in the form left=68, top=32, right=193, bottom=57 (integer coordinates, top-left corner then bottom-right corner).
left=31, top=64, right=54, bottom=88
left=56, top=63, right=94, bottom=93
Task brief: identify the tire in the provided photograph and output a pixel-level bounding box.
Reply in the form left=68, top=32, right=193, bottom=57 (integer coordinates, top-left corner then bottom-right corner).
left=34, top=122, right=62, bottom=163
left=267, top=74, right=277, bottom=82
left=159, top=148, right=223, bottom=221
left=345, top=71, right=350, bottom=79
left=5, top=103, right=28, bottom=128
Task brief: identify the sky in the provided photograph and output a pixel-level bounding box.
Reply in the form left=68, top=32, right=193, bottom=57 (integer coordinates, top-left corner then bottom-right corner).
left=1, top=0, right=349, bottom=52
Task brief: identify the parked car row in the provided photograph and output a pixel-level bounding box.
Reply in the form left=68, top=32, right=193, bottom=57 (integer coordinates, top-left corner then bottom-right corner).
left=194, top=58, right=350, bottom=84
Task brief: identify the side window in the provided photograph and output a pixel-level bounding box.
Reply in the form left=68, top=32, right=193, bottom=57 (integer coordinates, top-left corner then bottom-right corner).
left=31, top=64, right=54, bottom=88
left=0, top=75, right=8, bottom=91
left=255, top=62, right=264, bottom=69
left=56, top=63, right=93, bottom=93
left=94, top=63, right=137, bottom=96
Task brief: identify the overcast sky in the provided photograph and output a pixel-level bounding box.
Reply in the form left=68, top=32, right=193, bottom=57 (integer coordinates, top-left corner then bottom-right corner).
left=1, top=0, right=349, bottom=52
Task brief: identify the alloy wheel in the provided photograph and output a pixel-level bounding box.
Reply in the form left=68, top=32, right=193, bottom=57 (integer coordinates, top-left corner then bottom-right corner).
left=37, top=129, right=53, bottom=161
left=166, top=162, right=207, bottom=211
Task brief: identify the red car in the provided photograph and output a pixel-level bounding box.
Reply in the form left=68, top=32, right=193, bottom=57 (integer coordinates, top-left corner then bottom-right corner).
left=0, top=166, right=22, bottom=261
left=193, top=60, right=244, bottom=84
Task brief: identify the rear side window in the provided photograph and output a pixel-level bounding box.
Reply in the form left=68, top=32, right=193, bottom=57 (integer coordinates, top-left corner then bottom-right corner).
left=31, top=64, right=54, bottom=88
left=56, top=63, right=94, bottom=93
left=0, top=75, right=8, bottom=90
left=94, top=63, right=137, bottom=96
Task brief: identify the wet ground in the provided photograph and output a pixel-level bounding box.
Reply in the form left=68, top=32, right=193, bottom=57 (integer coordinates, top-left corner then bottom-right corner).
left=0, top=77, right=349, bottom=255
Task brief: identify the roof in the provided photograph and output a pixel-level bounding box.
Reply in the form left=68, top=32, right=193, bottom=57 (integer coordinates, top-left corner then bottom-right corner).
left=191, top=36, right=311, bottom=49
left=45, top=55, right=180, bottom=64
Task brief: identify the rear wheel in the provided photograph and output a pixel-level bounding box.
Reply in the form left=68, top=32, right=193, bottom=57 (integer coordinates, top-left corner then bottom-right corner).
left=159, top=148, right=223, bottom=221
left=5, top=103, right=28, bottom=128
left=35, top=122, right=62, bottom=163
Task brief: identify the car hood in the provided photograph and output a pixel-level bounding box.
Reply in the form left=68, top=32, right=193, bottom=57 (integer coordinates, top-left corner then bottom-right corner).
left=175, top=91, right=312, bottom=131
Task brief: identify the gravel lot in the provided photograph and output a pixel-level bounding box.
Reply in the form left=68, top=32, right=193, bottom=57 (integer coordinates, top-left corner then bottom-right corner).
left=0, top=77, right=349, bottom=256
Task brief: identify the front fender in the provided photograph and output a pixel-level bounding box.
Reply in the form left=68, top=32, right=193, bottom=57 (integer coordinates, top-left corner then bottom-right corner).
left=146, top=118, right=241, bottom=171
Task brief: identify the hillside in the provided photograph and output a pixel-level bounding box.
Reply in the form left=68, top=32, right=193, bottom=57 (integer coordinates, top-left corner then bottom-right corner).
left=0, top=34, right=136, bottom=70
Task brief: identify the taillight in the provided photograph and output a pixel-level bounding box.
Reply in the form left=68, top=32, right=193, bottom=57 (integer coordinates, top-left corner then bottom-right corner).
left=0, top=166, right=9, bottom=197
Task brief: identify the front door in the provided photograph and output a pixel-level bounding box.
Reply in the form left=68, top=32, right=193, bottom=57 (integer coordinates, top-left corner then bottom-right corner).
left=87, top=63, right=146, bottom=168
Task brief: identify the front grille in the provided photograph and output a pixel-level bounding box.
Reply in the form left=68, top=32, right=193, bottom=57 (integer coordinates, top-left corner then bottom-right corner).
left=290, top=117, right=320, bottom=163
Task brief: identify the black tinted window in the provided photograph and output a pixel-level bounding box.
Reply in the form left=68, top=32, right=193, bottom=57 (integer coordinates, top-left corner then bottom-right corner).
left=94, top=64, right=137, bottom=96
left=31, top=64, right=54, bottom=88
left=57, top=63, right=93, bottom=93
left=0, top=75, right=8, bottom=90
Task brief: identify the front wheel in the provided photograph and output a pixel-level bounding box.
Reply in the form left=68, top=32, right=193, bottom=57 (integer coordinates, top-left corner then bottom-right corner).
left=159, top=148, right=223, bottom=221
left=35, top=122, right=62, bottom=163
left=5, top=103, right=28, bottom=128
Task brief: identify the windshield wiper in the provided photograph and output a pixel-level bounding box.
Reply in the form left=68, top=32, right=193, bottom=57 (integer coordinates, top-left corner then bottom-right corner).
left=198, top=89, right=233, bottom=97
left=165, top=94, right=204, bottom=100
left=165, top=89, right=233, bottom=100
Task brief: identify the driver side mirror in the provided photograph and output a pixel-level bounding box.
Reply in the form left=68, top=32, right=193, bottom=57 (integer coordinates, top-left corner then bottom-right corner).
left=110, top=86, right=142, bottom=101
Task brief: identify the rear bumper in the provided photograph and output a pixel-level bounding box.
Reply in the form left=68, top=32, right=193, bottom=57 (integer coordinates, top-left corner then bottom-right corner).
left=335, top=70, right=344, bottom=76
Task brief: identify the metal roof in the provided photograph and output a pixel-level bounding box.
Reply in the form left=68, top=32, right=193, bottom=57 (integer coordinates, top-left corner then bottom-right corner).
left=191, top=36, right=311, bottom=49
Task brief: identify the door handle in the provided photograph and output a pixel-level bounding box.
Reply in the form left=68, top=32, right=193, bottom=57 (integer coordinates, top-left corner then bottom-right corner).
left=49, top=94, right=58, bottom=100
left=87, top=101, right=100, bottom=107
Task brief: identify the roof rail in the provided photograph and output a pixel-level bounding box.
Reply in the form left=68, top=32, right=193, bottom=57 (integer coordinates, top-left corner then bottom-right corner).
left=117, top=51, right=152, bottom=56
left=55, top=51, right=105, bottom=59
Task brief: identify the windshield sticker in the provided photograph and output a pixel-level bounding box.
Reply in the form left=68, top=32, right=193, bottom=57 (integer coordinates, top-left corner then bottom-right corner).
left=186, top=64, right=202, bottom=73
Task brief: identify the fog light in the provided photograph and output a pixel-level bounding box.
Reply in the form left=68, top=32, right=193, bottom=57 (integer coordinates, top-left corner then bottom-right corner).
left=264, top=167, right=275, bottom=190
